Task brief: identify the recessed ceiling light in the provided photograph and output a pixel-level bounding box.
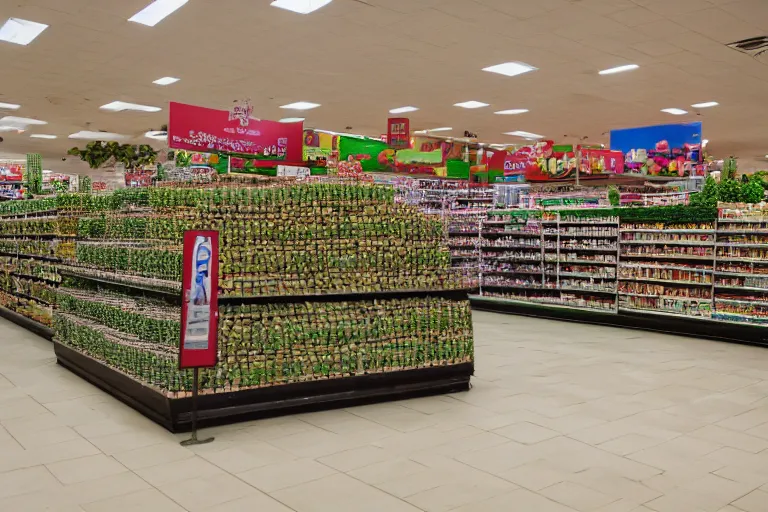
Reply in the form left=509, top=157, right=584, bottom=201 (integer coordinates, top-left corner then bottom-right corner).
left=389, top=106, right=419, bottom=114
left=0, top=102, right=21, bottom=110
left=129, top=0, right=188, bottom=27
left=482, top=62, right=537, bottom=78
left=69, top=131, right=128, bottom=140
left=279, top=117, right=305, bottom=123
left=280, top=101, right=320, bottom=110
left=454, top=101, right=489, bottom=109
left=0, top=116, right=47, bottom=126
left=0, top=18, right=48, bottom=46
left=599, top=64, right=639, bottom=75
left=661, top=108, right=688, bottom=115
left=153, top=76, right=180, bottom=85
left=505, top=130, right=544, bottom=139
left=100, top=101, right=162, bottom=113
left=270, top=0, right=333, bottom=14
left=145, top=130, right=167, bottom=141
left=30, top=134, right=56, bottom=139
left=692, top=101, right=719, bottom=108
left=495, top=109, right=529, bottom=115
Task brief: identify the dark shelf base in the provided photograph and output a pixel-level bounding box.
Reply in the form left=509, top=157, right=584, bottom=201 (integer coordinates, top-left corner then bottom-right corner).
left=0, top=306, right=53, bottom=340
left=471, top=297, right=768, bottom=347
left=54, top=342, right=474, bottom=433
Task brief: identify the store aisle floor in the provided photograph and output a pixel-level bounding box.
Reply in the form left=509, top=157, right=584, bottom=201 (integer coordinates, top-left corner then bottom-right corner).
left=2, top=313, right=768, bottom=511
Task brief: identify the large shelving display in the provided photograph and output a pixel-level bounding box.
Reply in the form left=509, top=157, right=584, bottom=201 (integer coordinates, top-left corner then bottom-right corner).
left=470, top=204, right=768, bottom=344
left=0, top=197, right=62, bottom=336
left=49, top=183, right=474, bottom=431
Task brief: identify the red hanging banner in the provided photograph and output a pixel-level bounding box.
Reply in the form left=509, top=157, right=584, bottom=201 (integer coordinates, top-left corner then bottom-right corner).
left=168, top=102, right=303, bottom=161
left=387, top=118, right=410, bottom=149
left=179, top=230, right=220, bottom=369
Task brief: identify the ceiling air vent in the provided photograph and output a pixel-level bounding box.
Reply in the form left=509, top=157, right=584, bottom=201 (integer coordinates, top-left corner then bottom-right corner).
left=727, top=36, right=768, bottom=60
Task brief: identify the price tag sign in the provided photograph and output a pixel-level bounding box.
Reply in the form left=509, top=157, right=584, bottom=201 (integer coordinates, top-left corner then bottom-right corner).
left=179, top=231, right=219, bottom=369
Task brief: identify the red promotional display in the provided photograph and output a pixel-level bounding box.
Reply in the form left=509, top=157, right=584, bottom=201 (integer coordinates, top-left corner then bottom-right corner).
left=169, top=102, right=303, bottom=162
left=179, top=230, right=219, bottom=369
left=579, top=147, right=625, bottom=176
left=387, top=118, right=410, bottom=149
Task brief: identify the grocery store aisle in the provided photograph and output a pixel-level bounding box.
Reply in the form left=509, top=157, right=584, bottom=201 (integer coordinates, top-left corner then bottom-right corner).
left=2, top=314, right=768, bottom=512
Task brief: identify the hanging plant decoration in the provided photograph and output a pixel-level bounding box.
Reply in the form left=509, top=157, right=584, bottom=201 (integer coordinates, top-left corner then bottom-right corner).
left=68, top=142, right=158, bottom=171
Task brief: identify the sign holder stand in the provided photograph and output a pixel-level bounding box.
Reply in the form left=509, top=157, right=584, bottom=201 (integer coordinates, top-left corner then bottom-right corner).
left=180, top=367, right=214, bottom=446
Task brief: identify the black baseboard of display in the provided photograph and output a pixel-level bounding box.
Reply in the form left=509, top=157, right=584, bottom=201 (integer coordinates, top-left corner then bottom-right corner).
left=54, top=341, right=473, bottom=433
left=471, top=297, right=768, bottom=347
left=0, top=306, right=53, bottom=340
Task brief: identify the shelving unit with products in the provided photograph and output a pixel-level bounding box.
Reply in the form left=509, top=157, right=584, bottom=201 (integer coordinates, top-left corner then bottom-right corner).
left=49, top=183, right=474, bottom=432
left=618, top=219, right=715, bottom=319
left=714, top=204, right=768, bottom=326
left=0, top=197, right=63, bottom=337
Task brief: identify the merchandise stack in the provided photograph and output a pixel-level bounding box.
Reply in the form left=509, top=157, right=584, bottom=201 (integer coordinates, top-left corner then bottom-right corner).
left=714, top=203, right=768, bottom=325
left=51, top=183, right=474, bottom=431
left=0, top=197, right=61, bottom=334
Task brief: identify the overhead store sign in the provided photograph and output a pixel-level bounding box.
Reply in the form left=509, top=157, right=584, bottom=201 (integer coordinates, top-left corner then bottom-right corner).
left=179, top=231, right=220, bottom=369
left=169, top=102, right=303, bottom=161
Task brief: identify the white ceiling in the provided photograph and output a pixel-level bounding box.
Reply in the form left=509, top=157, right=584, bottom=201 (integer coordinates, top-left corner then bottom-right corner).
left=2, top=0, right=768, bottom=169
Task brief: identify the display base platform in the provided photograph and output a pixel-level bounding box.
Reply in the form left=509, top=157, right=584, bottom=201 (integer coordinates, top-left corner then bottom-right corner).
left=54, top=341, right=473, bottom=433
left=0, top=306, right=53, bottom=341
left=471, top=297, right=768, bottom=347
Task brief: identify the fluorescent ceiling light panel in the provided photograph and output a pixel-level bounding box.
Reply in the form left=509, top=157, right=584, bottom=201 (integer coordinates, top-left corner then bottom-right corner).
left=482, top=61, right=537, bottom=78
left=661, top=108, right=688, bottom=115
left=30, top=134, right=56, bottom=139
left=599, top=64, right=639, bottom=75
left=270, top=0, right=333, bottom=14
left=454, top=101, right=489, bottom=109
left=0, top=18, right=48, bottom=46
left=130, top=0, right=188, bottom=26
left=279, top=117, right=305, bottom=123
left=69, top=131, right=128, bottom=140
left=505, top=130, right=544, bottom=139
left=0, top=116, right=46, bottom=126
left=280, top=101, right=320, bottom=110
left=495, top=109, right=529, bottom=115
left=692, top=101, right=719, bottom=108
left=0, top=126, right=21, bottom=132
left=153, top=76, right=180, bottom=85
left=100, top=101, right=162, bottom=112
left=0, top=102, right=21, bottom=110
left=389, top=106, right=419, bottom=114
left=427, top=127, right=452, bottom=132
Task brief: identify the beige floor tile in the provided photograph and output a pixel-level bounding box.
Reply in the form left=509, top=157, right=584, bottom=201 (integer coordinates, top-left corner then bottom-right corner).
left=598, top=434, right=666, bottom=456
left=46, top=454, right=128, bottom=484
left=0, top=396, right=49, bottom=421
left=347, top=458, right=428, bottom=485
left=112, top=442, right=194, bottom=470
left=201, top=492, right=295, bottom=511
left=199, top=442, right=298, bottom=473
left=494, top=421, right=560, bottom=444
left=689, top=425, right=768, bottom=453
left=0, top=465, right=63, bottom=499
left=10, top=424, right=82, bottom=449
left=643, top=489, right=712, bottom=512
left=541, top=481, right=619, bottom=511
left=83, top=488, right=186, bottom=512
left=271, top=473, right=422, bottom=512
left=64, top=472, right=152, bottom=505
left=568, top=468, right=662, bottom=504
left=159, top=473, right=257, bottom=511
left=449, top=488, right=579, bottom=512
left=87, top=429, right=173, bottom=455
left=0, top=489, right=84, bottom=511
left=136, top=455, right=226, bottom=487
left=731, top=489, right=768, bottom=512
left=404, top=477, right=517, bottom=512
left=746, top=421, right=768, bottom=441
left=679, top=473, right=757, bottom=508
left=316, top=445, right=394, bottom=472
left=238, top=458, right=338, bottom=492
left=500, top=459, right=572, bottom=490
left=717, top=407, right=768, bottom=432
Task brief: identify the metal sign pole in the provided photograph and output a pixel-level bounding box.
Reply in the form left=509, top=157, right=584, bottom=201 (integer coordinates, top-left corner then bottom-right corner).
left=180, top=367, right=214, bottom=446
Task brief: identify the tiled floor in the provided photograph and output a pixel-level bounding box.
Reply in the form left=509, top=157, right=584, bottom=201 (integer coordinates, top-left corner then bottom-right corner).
left=2, top=312, right=768, bottom=511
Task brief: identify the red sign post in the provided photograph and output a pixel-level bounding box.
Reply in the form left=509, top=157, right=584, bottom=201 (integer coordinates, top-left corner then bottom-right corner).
left=179, top=230, right=219, bottom=445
